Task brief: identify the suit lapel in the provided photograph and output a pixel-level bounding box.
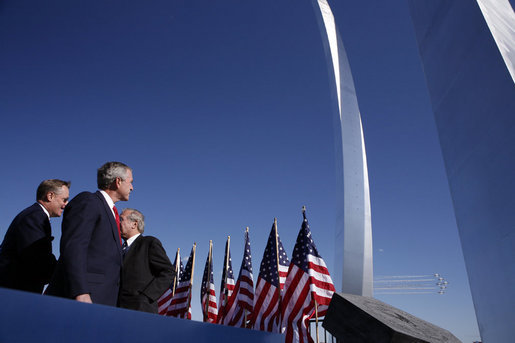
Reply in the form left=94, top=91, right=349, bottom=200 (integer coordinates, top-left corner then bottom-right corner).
left=34, top=203, right=52, bottom=236
left=123, top=235, right=143, bottom=265
left=95, top=191, right=122, bottom=257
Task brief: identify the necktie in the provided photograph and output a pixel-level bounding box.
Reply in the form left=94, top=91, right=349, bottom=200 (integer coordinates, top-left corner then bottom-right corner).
left=113, top=206, right=122, bottom=245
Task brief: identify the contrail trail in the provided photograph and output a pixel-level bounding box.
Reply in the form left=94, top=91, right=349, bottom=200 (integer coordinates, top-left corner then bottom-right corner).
left=375, top=275, right=435, bottom=279
left=375, top=291, right=436, bottom=295
left=374, top=279, right=436, bottom=283
left=373, top=273, right=448, bottom=295
left=374, top=287, right=437, bottom=290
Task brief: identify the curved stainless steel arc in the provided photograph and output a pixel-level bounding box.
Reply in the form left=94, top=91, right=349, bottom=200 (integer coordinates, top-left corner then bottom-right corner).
left=313, top=0, right=374, bottom=297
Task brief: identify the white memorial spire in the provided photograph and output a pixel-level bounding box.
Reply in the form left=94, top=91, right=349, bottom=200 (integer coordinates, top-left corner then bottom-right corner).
left=476, top=0, right=515, bottom=83
left=313, top=0, right=373, bottom=297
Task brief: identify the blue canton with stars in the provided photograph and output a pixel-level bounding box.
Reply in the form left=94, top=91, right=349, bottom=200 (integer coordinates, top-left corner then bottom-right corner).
left=174, top=253, right=184, bottom=282
left=201, top=252, right=215, bottom=292
left=259, top=223, right=289, bottom=286
left=291, top=212, right=322, bottom=273
left=239, top=229, right=253, bottom=275
left=180, top=247, right=194, bottom=282
left=220, top=239, right=234, bottom=292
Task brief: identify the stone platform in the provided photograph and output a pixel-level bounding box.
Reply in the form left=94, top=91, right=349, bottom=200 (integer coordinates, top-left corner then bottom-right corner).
left=322, top=293, right=461, bottom=343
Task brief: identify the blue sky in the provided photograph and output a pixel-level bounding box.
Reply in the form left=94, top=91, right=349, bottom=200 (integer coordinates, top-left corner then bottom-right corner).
left=0, top=1, right=480, bottom=341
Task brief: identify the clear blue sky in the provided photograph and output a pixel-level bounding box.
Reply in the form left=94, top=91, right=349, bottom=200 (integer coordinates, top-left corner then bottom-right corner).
left=0, top=1, right=480, bottom=341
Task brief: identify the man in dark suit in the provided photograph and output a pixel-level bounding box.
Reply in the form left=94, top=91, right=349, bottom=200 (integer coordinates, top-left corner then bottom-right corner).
left=118, top=208, right=174, bottom=313
left=46, top=162, right=133, bottom=306
left=0, top=179, right=70, bottom=293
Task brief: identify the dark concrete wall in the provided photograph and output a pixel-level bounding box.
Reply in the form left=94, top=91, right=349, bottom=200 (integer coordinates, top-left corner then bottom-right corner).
left=0, top=287, right=283, bottom=343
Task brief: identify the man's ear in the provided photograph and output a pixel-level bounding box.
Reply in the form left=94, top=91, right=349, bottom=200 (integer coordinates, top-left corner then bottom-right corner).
left=45, top=192, right=54, bottom=202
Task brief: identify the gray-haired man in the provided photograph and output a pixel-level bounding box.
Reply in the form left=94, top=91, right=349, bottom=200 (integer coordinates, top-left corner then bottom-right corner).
left=118, top=208, right=174, bottom=313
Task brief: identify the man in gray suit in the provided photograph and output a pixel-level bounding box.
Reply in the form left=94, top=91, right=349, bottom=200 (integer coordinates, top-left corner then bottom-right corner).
left=118, top=208, right=174, bottom=313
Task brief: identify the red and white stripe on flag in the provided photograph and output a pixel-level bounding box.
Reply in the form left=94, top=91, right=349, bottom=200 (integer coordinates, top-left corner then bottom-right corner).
left=222, top=268, right=254, bottom=326
left=252, top=222, right=290, bottom=332
left=218, top=238, right=235, bottom=324
left=158, top=288, right=173, bottom=315
left=158, top=250, right=182, bottom=315
left=201, top=246, right=218, bottom=323
left=166, top=246, right=194, bottom=319
left=252, top=276, right=282, bottom=332
left=166, top=283, right=192, bottom=319
left=221, top=229, right=254, bottom=327
left=281, top=211, right=335, bottom=343
left=219, top=276, right=235, bottom=324
left=202, top=282, right=218, bottom=323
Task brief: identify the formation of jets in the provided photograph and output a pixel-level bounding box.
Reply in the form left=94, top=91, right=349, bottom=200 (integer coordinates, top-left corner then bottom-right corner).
left=373, top=273, right=449, bottom=295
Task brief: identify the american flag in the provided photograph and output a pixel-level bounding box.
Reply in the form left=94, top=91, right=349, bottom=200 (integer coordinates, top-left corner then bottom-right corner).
left=281, top=210, right=335, bottom=343
left=221, top=228, right=254, bottom=327
left=217, top=237, right=235, bottom=324
left=252, top=220, right=290, bottom=332
left=158, top=248, right=182, bottom=315
left=166, top=244, right=196, bottom=319
left=201, top=242, right=218, bottom=323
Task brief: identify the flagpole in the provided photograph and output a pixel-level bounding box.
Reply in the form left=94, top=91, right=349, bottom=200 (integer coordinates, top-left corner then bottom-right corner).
left=220, top=236, right=230, bottom=322
left=274, top=218, right=282, bottom=330
left=172, top=248, right=180, bottom=297
left=224, top=236, right=231, bottom=309
left=302, top=206, right=318, bottom=342
left=274, top=218, right=280, bottom=286
left=244, top=227, right=249, bottom=329
left=315, top=299, right=319, bottom=343
left=225, top=236, right=231, bottom=274
left=191, top=243, right=196, bottom=285
left=205, top=240, right=213, bottom=321
left=186, top=243, right=196, bottom=319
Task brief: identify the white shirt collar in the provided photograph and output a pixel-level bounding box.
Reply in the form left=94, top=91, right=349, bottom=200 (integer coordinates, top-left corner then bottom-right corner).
left=38, top=203, right=50, bottom=219
left=99, top=190, right=116, bottom=217
left=126, top=233, right=141, bottom=247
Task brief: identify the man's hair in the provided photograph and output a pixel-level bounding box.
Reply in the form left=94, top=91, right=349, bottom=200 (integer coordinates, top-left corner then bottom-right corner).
left=123, top=208, right=145, bottom=233
left=97, top=162, right=131, bottom=190
left=36, top=179, right=71, bottom=201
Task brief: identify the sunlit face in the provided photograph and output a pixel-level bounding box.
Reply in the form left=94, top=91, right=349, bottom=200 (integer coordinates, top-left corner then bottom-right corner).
left=120, top=210, right=137, bottom=239
left=117, top=169, right=133, bottom=202
left=47, top=186, right=70, bottom=217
